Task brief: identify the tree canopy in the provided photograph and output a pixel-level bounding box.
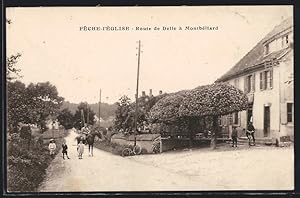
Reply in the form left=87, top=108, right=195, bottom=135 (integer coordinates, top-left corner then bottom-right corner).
left=150, top=83, right=248, bottom=122
left=73, top=102, right=96, bottom=129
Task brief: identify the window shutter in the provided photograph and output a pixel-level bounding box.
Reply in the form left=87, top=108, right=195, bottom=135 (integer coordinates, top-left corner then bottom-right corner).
left=270, top=70, right=273, bottom=88
left=260, top=72, right=263, bottom=90
left=280, top=103, right=287, bottom=124
left=252, top=74, right=255, bottom=92
left=238, top=112, right=241, bottom=126
left=244, top=77, right=248, bottom=93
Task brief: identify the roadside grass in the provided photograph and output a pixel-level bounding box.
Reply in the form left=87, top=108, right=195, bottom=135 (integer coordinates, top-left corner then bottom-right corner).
left=7, top=129, right=69, bottom=192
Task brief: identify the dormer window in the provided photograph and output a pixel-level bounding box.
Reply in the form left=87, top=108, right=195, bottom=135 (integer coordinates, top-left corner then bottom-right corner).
left=265, top=44, right=270, bottom=55
left=282, top=34, right=289, bottom=48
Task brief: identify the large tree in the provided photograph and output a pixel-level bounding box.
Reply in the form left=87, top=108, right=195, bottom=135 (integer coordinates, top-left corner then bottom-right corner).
left=180, top=83, right=248, bottom=149
left=24, top=82, right=64, bottom=131
left=73, top=102, right=96, bottom=130
left=150, top=83, right=248, bottom=149
left=7, top=81, right=28, bottom=132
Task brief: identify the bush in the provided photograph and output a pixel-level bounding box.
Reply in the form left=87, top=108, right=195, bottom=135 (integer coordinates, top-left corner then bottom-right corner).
left=7, top=129, right=69, bottom=192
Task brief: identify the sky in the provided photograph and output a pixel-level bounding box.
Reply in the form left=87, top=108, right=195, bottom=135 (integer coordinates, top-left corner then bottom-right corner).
left=6, top=6, right=293, bottom=104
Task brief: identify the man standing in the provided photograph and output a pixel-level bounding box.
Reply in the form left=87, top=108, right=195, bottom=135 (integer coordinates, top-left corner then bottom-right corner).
left=231, top=126, right=238, bottom=147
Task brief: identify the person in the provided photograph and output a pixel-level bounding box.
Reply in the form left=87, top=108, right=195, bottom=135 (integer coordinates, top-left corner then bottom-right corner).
left=247, top=122, right=256, bottom=146
left=62, top=142, right=70, bottom=160
left=231, top=126, right=238, bottom=147
left=81, top=124, right=90, bottom=135
left=77, top=140, right=84, bottom=159
left=48, top=139, right=56, bottom=158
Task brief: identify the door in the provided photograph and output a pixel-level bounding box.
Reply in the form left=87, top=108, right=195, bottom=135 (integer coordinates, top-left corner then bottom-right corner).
left=247, top=106, right=253, bottom=126
left=264, top=106, right=270, bottom=137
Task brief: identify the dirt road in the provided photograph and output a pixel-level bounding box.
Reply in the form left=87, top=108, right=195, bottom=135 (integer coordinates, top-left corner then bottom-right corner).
left=38, top=130, right=294, bottom=191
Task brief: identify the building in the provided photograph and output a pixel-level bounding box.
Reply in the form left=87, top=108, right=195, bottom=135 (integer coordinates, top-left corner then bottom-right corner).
left=215, top=17, right=294, bottom=143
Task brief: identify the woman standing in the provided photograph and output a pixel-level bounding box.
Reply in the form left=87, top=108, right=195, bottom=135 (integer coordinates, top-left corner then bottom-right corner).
left=77, top=140, right=84, bottom=159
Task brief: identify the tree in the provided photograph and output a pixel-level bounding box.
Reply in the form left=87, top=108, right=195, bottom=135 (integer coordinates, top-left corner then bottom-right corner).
left=150, top=83, right=248, bottom=149
left=114, top=95, right=134, bottom=132
left=7, top=81, right=29, bottom=133
left=73, top=102, right=96, bottom=130
left=114, top=94, right=169, bottom=133
left=7, top=53, right=22, bottom=81
left=57, top=108, right=74, bottom=130
left=24, top=82, right=64, bottom=131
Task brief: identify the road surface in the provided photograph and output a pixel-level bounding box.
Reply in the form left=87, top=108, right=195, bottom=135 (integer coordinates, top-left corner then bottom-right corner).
left=38, top=130, right=294, bottom=191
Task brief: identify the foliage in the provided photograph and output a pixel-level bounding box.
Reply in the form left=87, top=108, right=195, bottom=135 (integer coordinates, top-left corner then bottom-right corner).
left=114, top=95, right=134, bottom=132
left=150, top=83, right=248, bottom=121
left=7, top=81, right=28, bottom=132
left=61, top=101, right=118, bottom=120
left=113, top=94, right=168, bottom=133
left=23, top=82, right=64, bottom=131
left=7, top=130, right=68, bottom=192
left=7, top=81, right=64, bottom=133
left=6, top=53, right=22, bottom=81
left=57, top=108, right=74, bottom=130
left=149, top=83, right=248, bottom=148
left=180, top=83, right=248, bottom=117
left=73, top=102, right=96, bottom=129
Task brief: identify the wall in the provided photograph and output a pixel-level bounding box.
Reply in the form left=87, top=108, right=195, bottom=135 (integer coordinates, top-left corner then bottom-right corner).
left=111, top=134, right=161, bottom=154
left=279, top=50, right=294, bottom=140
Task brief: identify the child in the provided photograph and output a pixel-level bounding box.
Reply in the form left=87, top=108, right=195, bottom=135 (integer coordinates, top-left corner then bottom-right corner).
left=77, top=140, right=84, bottom=159
left=62, top=142, right=70, bottom=159
left=48, top=139, right=56, bottom=158
left=231, top=126, right=238, bottom=147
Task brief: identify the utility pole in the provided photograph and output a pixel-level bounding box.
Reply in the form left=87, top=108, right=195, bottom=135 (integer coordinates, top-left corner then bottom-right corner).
left=134, top=40, right=141, bottom=146
left=99, top=89, right=101, bottom=127
left=81, top=109, right=85, bottom=127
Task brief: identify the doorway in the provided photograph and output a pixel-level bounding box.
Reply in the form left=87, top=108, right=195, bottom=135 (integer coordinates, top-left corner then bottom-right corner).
left=264, top=106, right=270, bottom=137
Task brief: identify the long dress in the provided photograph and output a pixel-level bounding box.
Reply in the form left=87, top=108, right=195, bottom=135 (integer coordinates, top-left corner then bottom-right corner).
left=77, top=143, right=84, bottom=158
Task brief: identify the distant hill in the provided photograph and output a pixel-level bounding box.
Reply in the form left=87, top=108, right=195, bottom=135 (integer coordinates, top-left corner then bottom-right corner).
left=61, top=101, right=118, bottom=121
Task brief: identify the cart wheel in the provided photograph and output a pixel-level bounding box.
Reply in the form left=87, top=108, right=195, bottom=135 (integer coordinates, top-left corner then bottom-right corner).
left=122, top=148, right=131, bottom=157
left=133, top=145, right=142, bottom=155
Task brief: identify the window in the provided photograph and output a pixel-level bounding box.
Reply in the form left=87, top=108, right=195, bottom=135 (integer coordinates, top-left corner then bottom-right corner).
left=260, top=70, right=273, bottom=90
left=233, top=112, right=239, bottom=125
left=287, top=103, right=294, bottom=123
left=265, top=44, right=270, bottom=55
left=245, top=74, right=255, bottom=93
left=282, top=34, right=289, bottom=48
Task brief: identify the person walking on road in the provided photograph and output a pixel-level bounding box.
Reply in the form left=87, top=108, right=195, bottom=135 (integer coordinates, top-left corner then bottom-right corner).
left=247, top=122, right=256, bottom=146
left=62, top=142, right=70, bottom=159
left=231, top=126, right=238, bottom=147
left=77, top=140, right=84, bottom=159
left=48, top=139, right=56, bottom=158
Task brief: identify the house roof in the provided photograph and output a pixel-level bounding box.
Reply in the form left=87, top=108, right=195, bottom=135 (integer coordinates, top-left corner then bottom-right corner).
left=216, top=17, right=293, bottom=82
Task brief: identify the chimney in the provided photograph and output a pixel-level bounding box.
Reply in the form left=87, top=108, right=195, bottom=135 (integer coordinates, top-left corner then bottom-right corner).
left=142, top=91, right=146, bottom=97
left=149, top=89, right=153, bottom=97
left=159, top=90, right=163, bottom=95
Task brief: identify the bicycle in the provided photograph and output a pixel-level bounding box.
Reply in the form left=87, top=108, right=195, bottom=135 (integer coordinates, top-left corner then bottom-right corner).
left=121, top=144, right=142, bottom=157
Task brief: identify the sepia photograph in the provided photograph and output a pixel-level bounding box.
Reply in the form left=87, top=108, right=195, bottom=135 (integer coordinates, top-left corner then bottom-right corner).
left=5, top=5, right=294, bottom=192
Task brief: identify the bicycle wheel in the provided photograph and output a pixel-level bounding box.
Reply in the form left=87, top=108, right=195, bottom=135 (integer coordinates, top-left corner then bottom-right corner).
left=133, top=145, right=142, bottom=155
left=122, top=148, right=131, bottom=157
